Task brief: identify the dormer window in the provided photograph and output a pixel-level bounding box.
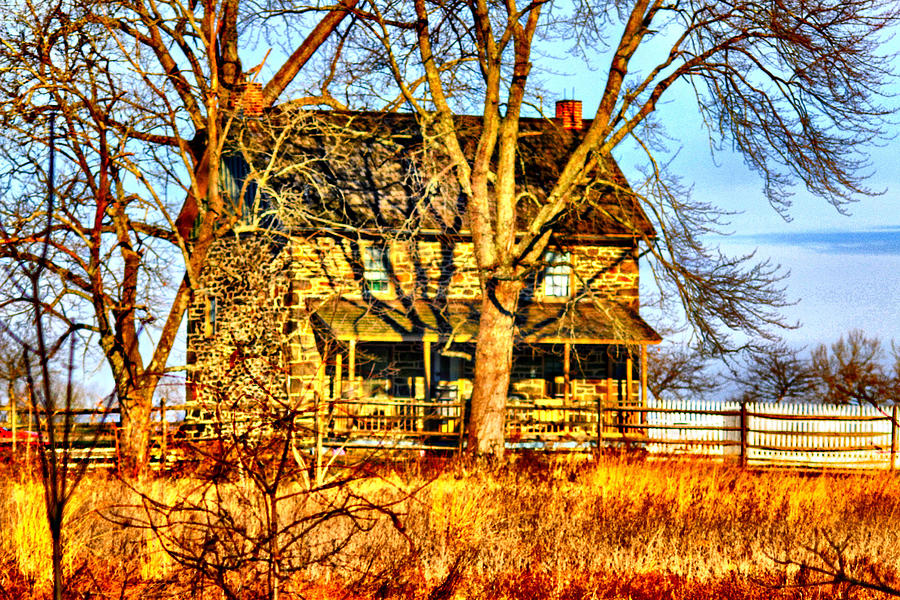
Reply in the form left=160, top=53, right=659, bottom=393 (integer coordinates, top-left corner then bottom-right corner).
left=543, top=250, right=571, bottom=298
left=363, top=246, right=390, bottom=292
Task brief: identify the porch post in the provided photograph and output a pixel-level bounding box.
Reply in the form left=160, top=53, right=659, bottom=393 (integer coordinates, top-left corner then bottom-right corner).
left=348, top=339, right=357, bottom=399
left=563, top=342, right=571, bottom=404
left=348, top=340, right=356, bottom=380
left=334, top=351, right=343, bottom=401
left=606, top=352, right=614, bottom=407
left=424, top=340, right=432, bottom=403
left=626, top=351, right=634, bottom=406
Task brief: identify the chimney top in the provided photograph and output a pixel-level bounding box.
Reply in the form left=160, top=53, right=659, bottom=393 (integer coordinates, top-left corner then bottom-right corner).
left=232, top=82, right=265, bottom=117
left=555, top=99, right=583, bottom=130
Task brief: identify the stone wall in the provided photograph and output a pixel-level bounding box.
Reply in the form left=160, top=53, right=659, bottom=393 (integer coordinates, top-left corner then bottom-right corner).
left=186, top=234, right=317, bottom=426
left=286, top=234, right=640, bottom=306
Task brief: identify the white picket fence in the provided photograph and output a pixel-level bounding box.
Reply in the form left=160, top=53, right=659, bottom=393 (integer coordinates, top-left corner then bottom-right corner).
left=644, top=399, right=898, bottom=469
left=644, top=399, right=740, bottom=456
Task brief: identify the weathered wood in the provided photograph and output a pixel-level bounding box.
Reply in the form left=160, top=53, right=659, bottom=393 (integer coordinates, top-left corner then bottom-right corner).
left=640, top=344, right=647, bottom=409
left=749, top=443, right=892, bottom=453
left=606, top=436, right=742, bottom=447
left=348, top=340, right=356, bottom=383
left=745, top=429, right=887, bottom=438
left=891, top=404, right=899, bottom=471
left=749, top=411, right=887, bottom=422
left=424, top=341, right=431, bottom=403
left=626, top=423, right=743, bottom=432
left=626, top=353, right=633, bottom=406
left=335, top=352, right=343, bottom=401
left=458, top=392, right=467, bottom=452
left=7, top=397, right=899, bottom=470
left=605, top=353, right=614, bottom=412
left=598, top=406, right=738, bottom=417
left=739, top=402, right=748, bottom=468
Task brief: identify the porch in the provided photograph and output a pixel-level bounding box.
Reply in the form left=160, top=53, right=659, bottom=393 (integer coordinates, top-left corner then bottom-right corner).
left=311, top=297, right=661, bottom=449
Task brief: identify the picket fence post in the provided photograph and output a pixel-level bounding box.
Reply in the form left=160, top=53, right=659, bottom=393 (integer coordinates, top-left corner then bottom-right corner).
left=739, top=401, right=748, bottom=468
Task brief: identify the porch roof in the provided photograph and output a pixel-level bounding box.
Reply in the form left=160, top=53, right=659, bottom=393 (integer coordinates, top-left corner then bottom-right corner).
left=312, top=298, right=661, bottom=345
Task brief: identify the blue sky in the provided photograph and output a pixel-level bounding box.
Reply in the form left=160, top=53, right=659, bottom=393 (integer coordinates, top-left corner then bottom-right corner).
left=532, top=13, right=900, bottom=352
left=545, top=39, right=900, bottom=351
left=633, top=106, right=900, bottom=349
left=678, top=105, right=900, bottom=349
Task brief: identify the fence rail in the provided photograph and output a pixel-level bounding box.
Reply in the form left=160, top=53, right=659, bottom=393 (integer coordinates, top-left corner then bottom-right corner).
left=1, top=399, right=898, bottom=470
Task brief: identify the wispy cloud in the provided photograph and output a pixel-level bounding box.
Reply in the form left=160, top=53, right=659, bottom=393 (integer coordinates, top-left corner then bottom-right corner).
left=727, top=226, right=900, bottom=255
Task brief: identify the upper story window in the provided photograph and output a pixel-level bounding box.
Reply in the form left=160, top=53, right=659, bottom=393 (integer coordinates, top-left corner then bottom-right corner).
left=221, top=155, right=257, bottom=216
left=543, top=250, right=571, bottom=298
left=220, top=154, right=280, bottom=231
left=363, top=246, right=390, bottom=292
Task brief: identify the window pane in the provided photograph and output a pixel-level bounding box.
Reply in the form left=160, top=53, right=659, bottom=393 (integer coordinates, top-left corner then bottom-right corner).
left=544, top=251, right=570, bottom=297
left=364, top=246, right=389, bottom=291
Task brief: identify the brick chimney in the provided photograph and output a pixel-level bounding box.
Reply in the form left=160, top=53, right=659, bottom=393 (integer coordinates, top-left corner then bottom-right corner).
left=232, top=82, right=265, bottom=117
left=555, top=99, right=583, bottom=130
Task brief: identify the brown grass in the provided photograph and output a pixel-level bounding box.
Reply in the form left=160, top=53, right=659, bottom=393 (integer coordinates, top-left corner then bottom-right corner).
left=2, top=455, right=900, bottom=599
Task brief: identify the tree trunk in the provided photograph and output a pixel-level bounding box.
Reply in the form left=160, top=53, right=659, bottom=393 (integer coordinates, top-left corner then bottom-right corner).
left=467, top=279, right=520, bottom=457
left=51, top=522, right=63, bottom=600
left=118, top=389, right=152, bottom=478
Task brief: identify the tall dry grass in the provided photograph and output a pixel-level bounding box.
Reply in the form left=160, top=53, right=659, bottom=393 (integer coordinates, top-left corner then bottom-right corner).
left=2, top=456, right=900, bottom=599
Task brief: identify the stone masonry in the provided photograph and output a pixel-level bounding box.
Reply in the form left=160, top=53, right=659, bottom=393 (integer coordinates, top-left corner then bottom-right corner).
left=187, top=230, right=643, bottom=430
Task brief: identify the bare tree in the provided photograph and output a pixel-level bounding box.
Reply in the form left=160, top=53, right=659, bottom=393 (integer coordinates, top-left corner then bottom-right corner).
left=341, top=0, right=898, bottom=454
left=775, top=529, right=900, bottom=598
left=0, top=123, right=118, bottom=600
left=0, top=328, right=30, bottom=421
left=811, top=330, right=900, bottom=405
left=729, top=342, right=818, bottom=403
left=646, top=342, right=722, bottom=402
left=0, top=0, right=358, bottom=476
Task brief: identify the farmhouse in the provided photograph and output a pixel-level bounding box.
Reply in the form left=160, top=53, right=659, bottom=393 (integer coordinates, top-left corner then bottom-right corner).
left=185, top=100, right=661, bottom=446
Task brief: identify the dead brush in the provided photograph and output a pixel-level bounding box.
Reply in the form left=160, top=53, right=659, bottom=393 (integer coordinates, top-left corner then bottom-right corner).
left=3, top=455, right=900, bottom=598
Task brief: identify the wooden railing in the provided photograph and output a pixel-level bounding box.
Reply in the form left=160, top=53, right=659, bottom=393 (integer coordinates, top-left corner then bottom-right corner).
left=0, top=403, right=177, bottom=468
left=2, top=399, right=898, bottom=470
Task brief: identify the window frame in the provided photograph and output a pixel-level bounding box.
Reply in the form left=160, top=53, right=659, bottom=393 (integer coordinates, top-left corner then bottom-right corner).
left=543, top=250, right=572, bottom=299
left=363, top=245, right=390, bottom=293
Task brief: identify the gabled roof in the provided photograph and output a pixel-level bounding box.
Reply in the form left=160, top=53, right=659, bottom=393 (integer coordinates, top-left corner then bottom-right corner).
left=235, top=109, right=656, bottom=240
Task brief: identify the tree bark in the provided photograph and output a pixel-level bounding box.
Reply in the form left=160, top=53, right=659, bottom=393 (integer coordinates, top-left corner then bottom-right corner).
left=51, top=521, right=63, bottom=600
left=118, top=388, right=153, bottom=478
left=467, top=278, right=520, bottom=457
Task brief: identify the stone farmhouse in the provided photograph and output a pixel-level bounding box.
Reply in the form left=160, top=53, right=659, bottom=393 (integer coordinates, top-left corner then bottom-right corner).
left=185, top=100, right=661, bottom=446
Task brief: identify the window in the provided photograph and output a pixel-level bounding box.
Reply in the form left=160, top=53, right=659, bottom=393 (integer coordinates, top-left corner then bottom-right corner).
left=204, top=295, right=217, bottom=337
left=363, top=246, right=390, bottom=292
left=221, top=155, right=259, bottom=218
left=543, top=250, right=571, bottom=298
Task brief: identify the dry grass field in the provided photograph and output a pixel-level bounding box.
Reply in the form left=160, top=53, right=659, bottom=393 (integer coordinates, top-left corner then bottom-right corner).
left=2, top=454, right=900, bottom=599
